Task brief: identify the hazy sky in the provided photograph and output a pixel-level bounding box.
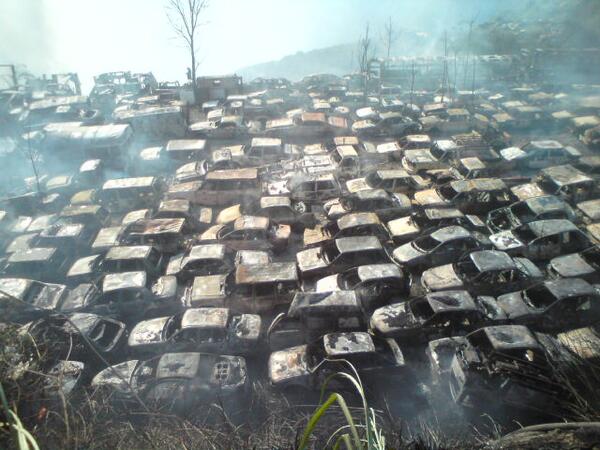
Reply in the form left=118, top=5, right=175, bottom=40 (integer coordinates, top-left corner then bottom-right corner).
left=0, top=0, right=516, bottom=92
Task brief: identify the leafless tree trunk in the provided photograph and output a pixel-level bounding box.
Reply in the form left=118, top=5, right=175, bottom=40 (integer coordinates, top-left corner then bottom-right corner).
left=382, top=17, right=398, bottom=60
left=357, top=24, right=374, bottom=104
left=166, top=0, right=209, bottom=97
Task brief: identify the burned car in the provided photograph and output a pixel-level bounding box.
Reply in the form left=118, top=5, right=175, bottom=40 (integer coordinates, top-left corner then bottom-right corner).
left=387, top=208, right=485, bottom=245
left=445, top=325, right=565, bottom=415
left=489, top=219, right=590, bottom=261
left=326, top=189, right=412, bottom=222
left=267, top=290, right=365, bottom=350
left=198, top=215, right=290, bottom=253
left=153, top=199, right=212, bottom=232
left=296, top=235, right=391, bottom=279
left=313, top=263, right=406, bottom=309
left=496, top=278, right=600, bottom=333
left=345, top=169, right=429, bottom=195
left=421, top=250, right=543, bottom=295
left=121, top=218, right=190, bottom=254
left=414, top=178, right=514, bottom=214
left=486, top=195, right=577, bottom=233
left=128, top=307, right=261, bottom=357
left=0, top=277, right=67, bottom=321
left=499, top=140, right=580, bottom=171
left=268, top=332, right=408, bottom=391
left=166, top=244, right=235, bottom=282
left=303, top=212, right=390, bottom=248
left=176, top=168, right=261, bottom=207
left=242, top=196, right=316, bottom=230
left=102, top=245, right=167, bottom=276
left=3, top=247, right=73, bottom=283
left=22, top=312, right=127, bottom=364
left=266, top=173, right=342, bottom=205
left=511, top=165, right=595, bottom=203
left=98, top=177, right=164, bottom=213
left=91, top=352, right=248, bottom=415
left=392, top=225, right=490, bottom=269
left=183, top=262, right=298, bottom=313
left=351, top=112, right=419, bottom=138
left=189, top=115, right=249, bottom=139
left=547, top=245, right=600, bottom=283
left=99, top=271, right=178, bottom=321
left=370, top=290, right=504, bottom=343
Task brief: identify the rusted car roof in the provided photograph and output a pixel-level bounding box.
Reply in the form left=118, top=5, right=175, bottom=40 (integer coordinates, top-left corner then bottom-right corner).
left=0, top=278, right=32, bottom=300
left=426, top=290, right=477, bottom=313
left=251, top=137, right=281, bottom=148
left=188, top=244, right=227, bottom=261
left=357, top=263, right=402, bottom=282
left=336, top=145, right=358, bottom=158
left=337, top=212, right=381, bottom=230
left=158, top=199, right=191, bottom=214
left=9, top=247, right=56, bottom=263
left=181, top=307, right=229, bottom=330
left=335, top=235, right=382, bottom=254
left=333, top=136, right=359, bottom=146
left=469, top=250, right=515, bottom=272
left=430, top=225, right=471, bottom=242
left=102, top=177, right=157, bottom=190
left=44, top=123, right=132, bottom=148
left=105, top=245, right=153, bottom=261
left=92, top=226, right=124, bottom=249
left=424, top=207, right=464, bottom=219
left=127, top=218, right=186, bottom=235
left=541, top=165, right=592, bottom=186
left=458, top=157, right=486, bottom=171
left=450, top=178, right=507, bottom=193
left=166, top=139, right=206, bottom=152
left=235, top=262, right=298, bottom=284
left=301, top=112, right=327, bottom=123
left=376, top=169, right=411, bottom=180
left=260, top=196, right=292, bottom=209
left=233, top=215, right=269, bottom=231
left=60, top=204, right=105, bottom=218
left=205, top=168, right=258, bottom=181
left=102, top=271, right=147, bottom=293
left=323, top=332, right=375, bottom=357
left=288, top=291, right=360, bottom=317
left=328, top=116, right=348, bottom=129
left=525, top=219, right=579, bottom=237
left=577, top=199, right=600, bottom=221
left=479, top=325, right=541, bottom=352
left=524, top=195, right=570, bottom=216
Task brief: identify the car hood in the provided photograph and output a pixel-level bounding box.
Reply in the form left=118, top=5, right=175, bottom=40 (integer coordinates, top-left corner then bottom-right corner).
left=296, top=247, right=328, bottom=273
left=392, top=242, right=425, bottom=264
left=421, top=264, right=463, bottom=291
left=128, top=316, right=170, bottom=347
left=91, top=360, right=139, bottom=393
left=549, top=253, right=594, bottom=278
left=496, top=292, right=533, bottom=320
left=268, top=345, right=310, bottom=385
left=489, top=230, right=524, bottom=251
left=370, top=302, right=420, bottom=336
left=414, top=189, right=449, bottom=207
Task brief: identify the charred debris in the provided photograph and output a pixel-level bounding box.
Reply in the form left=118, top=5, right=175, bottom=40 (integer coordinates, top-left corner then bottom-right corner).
left=2, top=54, right=600, bottom=448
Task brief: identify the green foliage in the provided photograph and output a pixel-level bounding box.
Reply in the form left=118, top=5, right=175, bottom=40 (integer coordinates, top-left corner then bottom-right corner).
left=297, top=362, right=386, bottom=450
left=0, top=382, right=40, bottom=450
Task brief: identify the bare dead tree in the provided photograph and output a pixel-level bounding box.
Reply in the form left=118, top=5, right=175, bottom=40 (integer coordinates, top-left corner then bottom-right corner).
left=382, top=17, right=399, bottom=60
left=357, top=23, right=375, bottom=104
left=166, top=0, right=209, bottom=95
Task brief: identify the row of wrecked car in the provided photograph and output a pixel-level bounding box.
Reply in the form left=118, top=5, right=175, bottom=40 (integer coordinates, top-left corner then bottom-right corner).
left=2, top=70, right=600, bottom=420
